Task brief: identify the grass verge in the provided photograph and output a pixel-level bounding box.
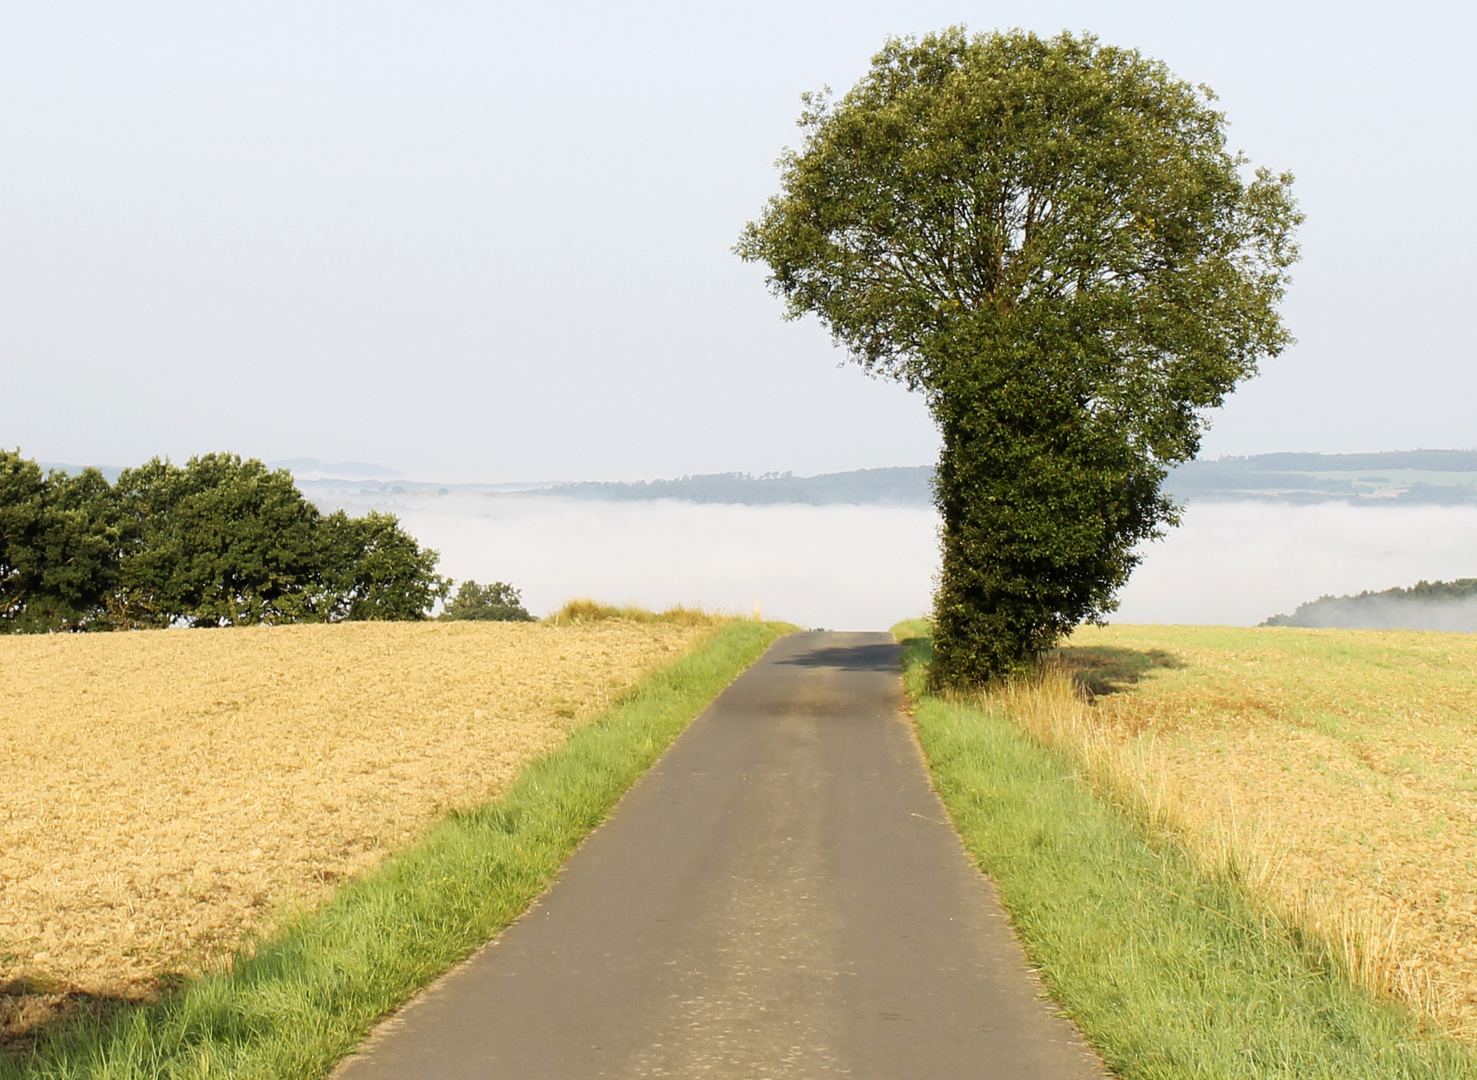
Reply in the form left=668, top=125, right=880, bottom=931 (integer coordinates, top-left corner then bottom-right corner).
left=893, top=619, right=1477, bottom=1079
left=6, top=618, right=789, bottom=1080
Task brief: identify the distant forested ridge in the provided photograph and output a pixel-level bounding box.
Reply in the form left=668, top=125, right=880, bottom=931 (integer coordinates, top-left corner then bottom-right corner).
left=1, top=449, right=447, bottom=633
left=539, top=466, right=935, bottom=506
left=525, top=452, right=1477, bottom=508
left=1262, top=579, right=1477, bottom=631
left=1165, top=450, right=1477, bottom=505
left=46, top=450, right=1470, bottom=517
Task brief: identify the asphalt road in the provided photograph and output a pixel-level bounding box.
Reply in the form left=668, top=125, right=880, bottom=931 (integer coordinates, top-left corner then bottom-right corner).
left=336, top=631, right=1105, bottom=1079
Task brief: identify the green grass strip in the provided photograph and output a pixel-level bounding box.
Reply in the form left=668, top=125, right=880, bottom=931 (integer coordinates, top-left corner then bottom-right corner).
left=895, top=625, right=1477, bottom=1080
left=10, top=619, right=789, bottom=1080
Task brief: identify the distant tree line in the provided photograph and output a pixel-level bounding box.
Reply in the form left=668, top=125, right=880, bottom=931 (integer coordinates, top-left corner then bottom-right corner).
left=544, top=467, right=933, bottom=507
left=1164, top=451, right=1477, bottom=505
left=0, top=449, right=457, bottom=632
left=1262, top=579, right=1477, bottom=632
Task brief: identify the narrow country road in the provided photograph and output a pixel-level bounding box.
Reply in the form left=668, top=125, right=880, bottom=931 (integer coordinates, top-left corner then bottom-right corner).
left=336, top=631, right=1105, bottom=1079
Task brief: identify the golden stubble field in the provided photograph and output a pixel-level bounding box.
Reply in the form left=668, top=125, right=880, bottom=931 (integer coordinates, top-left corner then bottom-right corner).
left=0, top=618, right=712, bottom=1006
left=1015, top=625, right=1477, bottom=1040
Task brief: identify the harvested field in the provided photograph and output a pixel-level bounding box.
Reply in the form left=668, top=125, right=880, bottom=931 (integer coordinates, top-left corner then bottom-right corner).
left=1014, top=625, right=1477, bottom=1040
left=0, top=618, right=712, bottom=1012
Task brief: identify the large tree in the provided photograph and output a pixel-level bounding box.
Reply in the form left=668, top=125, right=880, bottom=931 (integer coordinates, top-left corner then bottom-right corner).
left=113, top=454, right=326, bottom=626
left=738, top=28, right=1300, bottom=686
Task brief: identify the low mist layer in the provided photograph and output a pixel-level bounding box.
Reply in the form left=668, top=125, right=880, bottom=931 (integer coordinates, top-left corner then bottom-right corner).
left=1263, top=580, right=1477, bottom=631
left=305, top=492, right=1477, bottom=631
left=319, top=492, right=941, bottom=631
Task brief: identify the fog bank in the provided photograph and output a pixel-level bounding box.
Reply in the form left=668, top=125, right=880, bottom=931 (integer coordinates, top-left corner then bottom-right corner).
left=1113, top=501, right=1477, bottom=627
left=333, top=493, right=940, bottom=631
left=1263, top=594, right=1477, bottom=632
left=317, top=493, right=1477, bottom=632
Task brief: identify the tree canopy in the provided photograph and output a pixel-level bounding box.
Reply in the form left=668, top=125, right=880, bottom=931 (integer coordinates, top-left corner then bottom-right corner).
left=439, top=580, right=535, bottom=622
left=739, top=28, right=1300, bottom=685
left=0, top=449, right=451, bottom=632
left=0, top=455, right=117, bottom=632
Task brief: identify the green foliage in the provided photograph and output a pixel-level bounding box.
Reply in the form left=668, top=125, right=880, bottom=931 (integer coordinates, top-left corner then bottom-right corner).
left=0, top=451, right=43, bottom=622
left=895, top=623, right=1477, bottom=1079
left=0, top=449, right=448, bottom=631
left=927, top=333, right=1176, bottom=679
left=740, top=28, right=1300, bottom=686
left=2, top=620, right=786, bottom=1079
left=321, top=511, right=450, bottom=622
left=113, top=455, right=326, bottom=627
left=0, top=451, right=118, bottom=633
left=439, top=579, right=534, bottom=622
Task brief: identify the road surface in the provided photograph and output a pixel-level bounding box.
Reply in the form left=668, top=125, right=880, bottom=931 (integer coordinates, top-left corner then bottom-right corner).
left=337, top=631, right=1105, bottom=1079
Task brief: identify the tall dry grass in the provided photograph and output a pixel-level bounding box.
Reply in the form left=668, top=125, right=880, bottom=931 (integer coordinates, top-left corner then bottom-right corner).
left=541, top=599, right=725, bottom=627
left=985, top=660, right=1470, bottom=1040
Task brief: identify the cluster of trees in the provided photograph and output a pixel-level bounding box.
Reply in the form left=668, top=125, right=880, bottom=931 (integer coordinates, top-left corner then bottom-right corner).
left=740, top=28, right=1299, bottom=686
left=440, top=580, right=534, bottom=622
left=0, top=450, right=451, bottom=632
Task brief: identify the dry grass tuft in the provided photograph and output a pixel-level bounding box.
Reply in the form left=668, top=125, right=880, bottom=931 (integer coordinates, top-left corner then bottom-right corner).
left=991, top=624, right=1477, bottom=1042
left=542, top=599, right=725, bottom=627
left=0, top=618, right=712, bottom=1020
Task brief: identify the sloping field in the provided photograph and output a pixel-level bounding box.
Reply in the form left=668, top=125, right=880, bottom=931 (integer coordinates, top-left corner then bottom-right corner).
left=0, top=619, right=711, bottom=1005
left=1031, top=625, right=1477, bottom=1039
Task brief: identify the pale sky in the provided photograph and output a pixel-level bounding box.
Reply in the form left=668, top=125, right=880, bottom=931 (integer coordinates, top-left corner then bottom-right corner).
left=4, top=1, right=1473, bottom=482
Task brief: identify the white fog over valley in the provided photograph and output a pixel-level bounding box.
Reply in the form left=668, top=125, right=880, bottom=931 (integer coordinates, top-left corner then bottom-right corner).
left=314, top=488, right=1477, bottom=630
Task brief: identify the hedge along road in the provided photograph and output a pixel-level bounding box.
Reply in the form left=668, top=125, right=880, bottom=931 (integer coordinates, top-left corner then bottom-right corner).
left=335, top=632, right=1106, bottom=1079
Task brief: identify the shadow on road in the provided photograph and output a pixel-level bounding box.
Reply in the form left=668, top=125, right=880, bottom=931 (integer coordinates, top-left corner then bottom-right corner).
left=778, top=641, right=901, bottom=673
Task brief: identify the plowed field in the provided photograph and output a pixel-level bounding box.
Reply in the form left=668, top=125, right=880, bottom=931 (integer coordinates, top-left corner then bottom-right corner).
left=0, top=619, right=710, bottom=1007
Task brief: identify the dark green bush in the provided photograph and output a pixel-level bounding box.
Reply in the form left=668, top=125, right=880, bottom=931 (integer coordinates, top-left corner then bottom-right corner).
left=439, top=580, right=535, bottom=622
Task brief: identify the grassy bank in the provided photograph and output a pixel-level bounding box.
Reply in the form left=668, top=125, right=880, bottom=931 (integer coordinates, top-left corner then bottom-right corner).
left=6, top=618, right=788, bottom=1080
left=894, top=620, right=1477, bottom=1079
